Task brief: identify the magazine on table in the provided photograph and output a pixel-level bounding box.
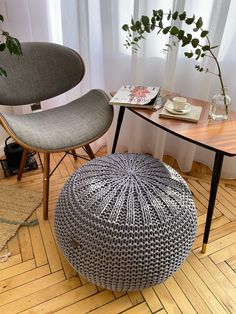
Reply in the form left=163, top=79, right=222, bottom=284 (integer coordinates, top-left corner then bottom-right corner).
left=109, top=85, right=162, bottom=110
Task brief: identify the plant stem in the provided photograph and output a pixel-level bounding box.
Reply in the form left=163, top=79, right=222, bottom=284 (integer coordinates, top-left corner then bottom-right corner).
left=206, top=36, right=228, bottom=114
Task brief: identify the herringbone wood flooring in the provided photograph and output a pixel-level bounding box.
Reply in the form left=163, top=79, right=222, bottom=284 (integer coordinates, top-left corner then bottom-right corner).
left=1, top=147, right=236, bottom=313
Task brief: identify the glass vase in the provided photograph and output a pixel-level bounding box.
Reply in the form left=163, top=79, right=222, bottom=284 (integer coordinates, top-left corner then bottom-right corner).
left=209, top=88, right=231, bottom=120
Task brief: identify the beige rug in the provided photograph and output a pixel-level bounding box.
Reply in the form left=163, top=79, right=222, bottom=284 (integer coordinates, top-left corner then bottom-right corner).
left=0, top=185, right=42, bottom=252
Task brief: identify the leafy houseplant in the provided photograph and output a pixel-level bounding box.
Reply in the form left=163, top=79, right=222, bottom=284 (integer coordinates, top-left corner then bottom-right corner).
left=0, top=14, right=22, bottom=77
left=122, top=9, right=230, bottom=120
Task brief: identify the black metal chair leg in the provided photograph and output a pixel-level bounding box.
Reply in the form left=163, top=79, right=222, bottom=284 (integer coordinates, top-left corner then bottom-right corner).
left=202, top=152, right=224, bottom=253
left=112, top=106, right=125, bottom=153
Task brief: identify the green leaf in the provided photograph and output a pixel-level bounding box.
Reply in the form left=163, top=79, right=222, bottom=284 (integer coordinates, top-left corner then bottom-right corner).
left=135, top=21, right=141, bottom=30
left=163, top=26, right=171, bottom=34
left=178, top=30, right=185, bottom=40
left=195, top=48, right=201, bottom=60
left=170, top=26, right=179, bottom=35
left=130, top=25, right=137, bottom=32
left=0, top=67, right=7, bottom=77
left=181, top=34, right=191, bottom=45
left=122, top=24, right=129, bottom=31
left=2, top=31, right=9, bottom=37
left=153, top=10, right=158, bottom=17
left=144, top=25, right=151, bottom=33
left=202, top=45, right=210, bottom=51
left=6, top=38, right=13, bottom=54
left=141, top=15, right=149, bottom=26
left=201, top=53, right=205, bottom=57
left=0, top=43, right=5, bottom=51
left=167, top=9, right=172, bottom=20
left=0, top=14, right=4, bottom=22
left=184, top=51, right=193, bottom=58
left=187, top=33, right=192, bottom=41
left=195, top=48, right=201, bottom=55
left=139, top=34, right=145, bottom=40
left=151, top=16, right=156, bottom=25
left=13, top=44, right=21, bottom=55
left=157, top=9, right=163, bottom=17
left=191, top=38, right=199, bottom=48
left=185, top=18, right=194, bottom=25
left=124, top=40, right=130, bottom=47
left=179, top=11, right=186, bottom=20
left=193, top=27, right=199, bottom=32
left=172, top=11, right=178, bottom=20
left=181, top=37, right=189, bottom=47
left=195, top=65, right=204, bottom=72
left=196, top=17, right=203, bottom=29
left=158, top=20, right=163, bottom=28
left=7, top=39, right=21, bottom=57
left=201, top=30, right=209, bottom=37
left=210, top=45, right=219, bottom=50
left=151, top=24, right=156, bottom=31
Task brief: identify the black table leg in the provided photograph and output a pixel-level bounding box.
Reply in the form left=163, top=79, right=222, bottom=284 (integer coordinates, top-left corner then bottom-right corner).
left=202, top=151, right=224, bottom=253
left=112, top=106, right=126, bottom=153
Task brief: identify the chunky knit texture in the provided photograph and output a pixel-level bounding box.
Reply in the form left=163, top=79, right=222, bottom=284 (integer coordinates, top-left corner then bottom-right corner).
left=55, top=153, right=197, bottom=291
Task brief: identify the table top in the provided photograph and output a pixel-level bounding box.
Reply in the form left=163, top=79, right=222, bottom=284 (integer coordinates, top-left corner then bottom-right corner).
left=128, top=93, right=236, bottom=156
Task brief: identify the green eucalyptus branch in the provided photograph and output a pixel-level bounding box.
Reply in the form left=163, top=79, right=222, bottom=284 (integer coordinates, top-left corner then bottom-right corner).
left=122, top=9, right=228, bottom=113
left=204, top=35, right=227, bottom=113
left=0, top=14, right=23, bottom=77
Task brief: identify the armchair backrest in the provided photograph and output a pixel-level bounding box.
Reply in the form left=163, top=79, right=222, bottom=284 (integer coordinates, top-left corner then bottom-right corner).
left=0, top=42, right=85, bottom=106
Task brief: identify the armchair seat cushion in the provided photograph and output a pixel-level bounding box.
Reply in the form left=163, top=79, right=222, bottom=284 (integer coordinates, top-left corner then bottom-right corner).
left=1, top=89, right=113, bottom=152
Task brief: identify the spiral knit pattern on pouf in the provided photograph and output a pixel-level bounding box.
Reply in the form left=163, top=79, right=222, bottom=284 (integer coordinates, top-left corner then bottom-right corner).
left=55, top=153, right=197, bottom=291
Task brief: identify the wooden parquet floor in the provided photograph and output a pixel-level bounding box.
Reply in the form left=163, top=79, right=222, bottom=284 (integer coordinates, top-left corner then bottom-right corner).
left=1, top=147, right=236, bottom=313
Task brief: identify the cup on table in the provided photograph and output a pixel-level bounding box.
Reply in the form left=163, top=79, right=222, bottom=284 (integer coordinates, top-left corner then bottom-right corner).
left=172, top=96, right=187, bottom=111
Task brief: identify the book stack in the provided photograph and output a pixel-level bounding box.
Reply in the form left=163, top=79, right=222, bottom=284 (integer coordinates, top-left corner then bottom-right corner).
left=159, top=99, right=202, bottom=123
left=109, top=85, right=162, bottom=110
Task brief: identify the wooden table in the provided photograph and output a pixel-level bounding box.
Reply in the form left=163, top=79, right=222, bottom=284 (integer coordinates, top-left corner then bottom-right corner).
left=111, top=93, right=236, bottom=253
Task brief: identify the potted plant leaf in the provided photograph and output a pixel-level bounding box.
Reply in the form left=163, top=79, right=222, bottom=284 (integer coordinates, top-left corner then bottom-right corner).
left=0, top=14, right=23, bottom=77
left=122, top=9, right=230, bottom=120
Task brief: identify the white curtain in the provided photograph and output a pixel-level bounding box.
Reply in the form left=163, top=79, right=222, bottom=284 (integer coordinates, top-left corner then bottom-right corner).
left=1, top=0, right=236, bottom=178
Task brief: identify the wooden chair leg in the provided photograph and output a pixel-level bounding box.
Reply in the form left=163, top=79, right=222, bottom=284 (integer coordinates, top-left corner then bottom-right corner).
left=84, top=144, right=95, bottom=160
left=71, top=149, right=78, bottom=160
left=43, top=153, right=50, bottom=220
left=17, top=148, right=28, bottom=181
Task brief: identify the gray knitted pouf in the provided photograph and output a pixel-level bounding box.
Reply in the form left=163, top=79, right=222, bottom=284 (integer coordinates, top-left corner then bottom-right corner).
left=55, top=153, right=197, bottom=291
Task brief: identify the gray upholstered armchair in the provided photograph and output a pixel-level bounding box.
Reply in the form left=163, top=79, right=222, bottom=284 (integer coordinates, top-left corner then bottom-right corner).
left=0, top=42, right=113, bottom=220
